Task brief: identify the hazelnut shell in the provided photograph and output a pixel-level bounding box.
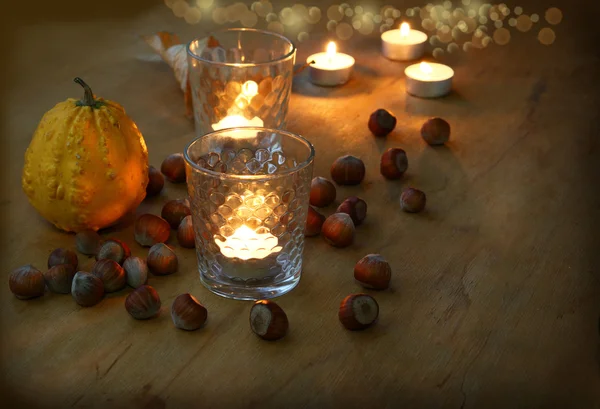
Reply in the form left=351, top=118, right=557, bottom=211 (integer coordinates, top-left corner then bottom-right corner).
left=368, top=109, right=397, bottom=137
left=304, top=206, right=325, bottom=237
left=309, top=177, right=336, bottom=207
left=125, top=285, right=161, bottom=320
left=161, top=153, right=186, bottom=183
left=322, top=213, right=355, bottom=248
left=354, top=254, right=391, bottom=290
left=400, top=188, right=426, bottom=213
left=171, top=293, right=208, bottom=331
left=134, top=214, right=171, bottom=247
left=71, top=271, right=104, bottom=307
left=146, top=165, right=165, bottom=196
left=44, top=264, right=76, bottom=294
left=336, top=197, right=367, bottom=226
left=249, top=300, right=289, bottom=341
left=48, top=248, right=78, bottom=271
left=421, top=117, right=450, bottom=146
left=162, top=199, right=192, bottom=229
left=339, top=293, right=379, bottom=331
left=75, top=230, right=102, bottom=256
left=96, top=239, right=131, bottom=265
left=380, top=148, right=408, bottom=180
left=147, top=243, right=178, bottom=275
left=177, top=216, right=196, bottom=248
left=91, top=259, right=126, bottom=293
left=330, top=155, right=366, bottom=185
left=9, top=265, right=45, bottom=299
left=123, top=257, right=149, bottom=288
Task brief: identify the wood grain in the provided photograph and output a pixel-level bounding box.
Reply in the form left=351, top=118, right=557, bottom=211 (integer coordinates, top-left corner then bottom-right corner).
left=2, top=0, right=599, bottom=408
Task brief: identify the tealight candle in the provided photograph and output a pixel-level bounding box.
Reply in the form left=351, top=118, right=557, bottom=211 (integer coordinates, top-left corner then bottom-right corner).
left=381, top=23, right=428, bottom=61
left=405, top=62, right=454, bottom=98
left=215, top=225, right=282, bottom=261
left=307, top=42, right=355, bottom=87
left=212, top=80, right=264, bottom=131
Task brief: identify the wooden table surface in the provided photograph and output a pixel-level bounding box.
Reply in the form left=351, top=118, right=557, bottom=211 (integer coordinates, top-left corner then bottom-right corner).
left=3, top=0, right=600, bottom=408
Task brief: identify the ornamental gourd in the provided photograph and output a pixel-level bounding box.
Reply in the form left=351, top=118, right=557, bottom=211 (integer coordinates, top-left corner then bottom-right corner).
left=22, top=78, right=149, bottom=232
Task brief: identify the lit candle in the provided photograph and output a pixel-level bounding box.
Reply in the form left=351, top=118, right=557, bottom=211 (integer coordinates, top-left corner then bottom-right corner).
left=215, top=225, right=282, bottom=261
left=381, top=23, right=428, bottom=61
left=404, top=61, right=454, bottom=98
left=211, top=80, right=264, bottom=131
left=306, top=41, right=355, bottom=87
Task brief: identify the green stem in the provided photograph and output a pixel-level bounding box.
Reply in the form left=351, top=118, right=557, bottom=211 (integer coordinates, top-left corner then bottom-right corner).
left=74, top=77, right=95, bottom=107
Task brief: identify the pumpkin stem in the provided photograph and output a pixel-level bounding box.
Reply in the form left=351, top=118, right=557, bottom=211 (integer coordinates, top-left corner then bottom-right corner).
left=74, top=77, right=96, bottom=107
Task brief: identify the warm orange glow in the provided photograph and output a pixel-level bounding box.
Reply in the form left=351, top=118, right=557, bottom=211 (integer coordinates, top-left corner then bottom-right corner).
left=326, top=41, right=337, bottom=59
left=420, top=62, right=433, bottom=74
left=400, top=22, right=411, bottom=37
left=241, top=80, right=258, bottom=98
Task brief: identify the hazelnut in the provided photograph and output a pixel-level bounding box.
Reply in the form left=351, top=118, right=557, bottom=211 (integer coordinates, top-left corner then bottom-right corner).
left=339, top=293, right=379, bottom=331
left=249, top=300, right=288, bottom=341
left=380, top=148, right=408, bottom=180
left=44, top=264, right=76, bottom=294
left=309, top=177, right=336, bottom=207
left=161, top=153, right=186, bottom=183
left=146, top=165, right=164, bottom=197
left=9, top=265, right=45, bottom=299
left=177, top=215, right=195, bottom=248
left=71, top=271, right=104, bottom=307
left=96, top=239, right=131, bottom=265
left=134, top=214, right=170, bottom=247
left=304, top=206, right=325, bottom=237
left=336, top=197, right=367, bottom=226
left=147, top=243, right=178, bottom=275
left=123, top=257, right=149, bottom=288
left=354, top=254, right=391, bottom=290
left=91, top=259, right=126, bottom=293
left=171, top=293, right=208, bottom=331
left=421, top=117, right=450, bottom=146
left=161, top=199, right=192, bottom=229
left=400, top=188, right=426, bottom=213
left=75, top=230, right=102, bottom=256
left=322, top=213, right=355, bottom=248
left=125, top=285, right=161, bottom=320
left=330, top=155, right=365, bottom=185
left=48, top=248, right=78, bottom=271
left=368, top=108, right=397, bottom=137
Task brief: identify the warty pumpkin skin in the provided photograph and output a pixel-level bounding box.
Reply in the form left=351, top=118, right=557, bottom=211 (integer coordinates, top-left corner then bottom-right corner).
left=22, top=78, right=149, bottom=232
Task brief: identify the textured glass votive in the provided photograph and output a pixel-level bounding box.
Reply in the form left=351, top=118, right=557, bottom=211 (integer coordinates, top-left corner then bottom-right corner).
left=187, top=28, right=296, bottom=138
left=184, top=127, right=315, bottom=300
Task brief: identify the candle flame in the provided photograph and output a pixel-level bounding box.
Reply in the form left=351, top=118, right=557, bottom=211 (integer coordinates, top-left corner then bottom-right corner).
left=241, top=80, right=258, bottom=98
left=400, top=22, right=410, bottom=37
left=326, top=41, right=337, bottom=58
left=420, top=62, right=433, bottom=75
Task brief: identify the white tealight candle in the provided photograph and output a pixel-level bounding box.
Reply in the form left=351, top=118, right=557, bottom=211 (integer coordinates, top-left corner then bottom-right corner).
left=307, top=42, right=355, bottom=87
left=215, top=225, right=282, bottom=261
left=212, top=80, right=264, bottom=131
left=404, top=62, right=454, bottom=98
left=381, top=23, right=428, bottom=61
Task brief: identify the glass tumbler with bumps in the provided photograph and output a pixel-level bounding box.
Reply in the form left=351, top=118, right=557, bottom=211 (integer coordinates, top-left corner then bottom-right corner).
left=184, top=127, right=315, bottom=300
left=187, top=28, right=296, bottom=138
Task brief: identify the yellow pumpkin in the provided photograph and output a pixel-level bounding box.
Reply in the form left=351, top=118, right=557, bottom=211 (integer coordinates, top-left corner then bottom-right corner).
left=22, top=78, right=149, bottom=232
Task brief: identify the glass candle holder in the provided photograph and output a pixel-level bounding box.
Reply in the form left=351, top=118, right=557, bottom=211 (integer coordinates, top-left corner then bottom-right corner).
left=184, top=127, right=315, bottom=300
left=187, top=28, right=296, bottom=138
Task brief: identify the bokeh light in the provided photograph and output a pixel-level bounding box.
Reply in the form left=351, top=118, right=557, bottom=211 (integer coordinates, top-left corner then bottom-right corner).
left=163, top=1, right=562, bottom=54
left=538, top=27, right=556, bottom=45
left=545, top=8, right=562, bottom=25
